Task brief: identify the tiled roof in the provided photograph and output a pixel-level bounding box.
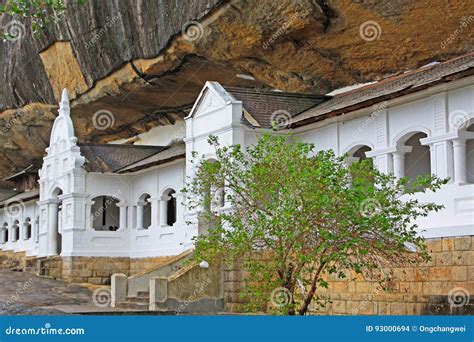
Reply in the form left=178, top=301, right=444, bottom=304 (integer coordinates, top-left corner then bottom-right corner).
left=223, top=87, right=329, bottom=128
left=0, top=189, right=39, bottom=206
left=79, top=143, right=167, bottom=173
left=117, top=142, right=186, bottom=173
left=292, top=52, right=474, bottom=127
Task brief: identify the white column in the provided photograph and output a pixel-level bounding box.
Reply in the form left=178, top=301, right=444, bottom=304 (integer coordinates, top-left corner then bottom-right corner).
left=136, top=203, right=144, bottom=230
left=148, top=198, right=159, bottom=228
left=160, top=196, right=170, bottom=226
left=345, top=156, right=359, bottom=166
left=392, top=152, right=406, bottom=179
left=47, top=201, right=59, bottom=256
left=452, top=138, right=467, bottom=184
left=392, top=146, right=412, bottom=179
left=173, top=192, right=183, bottom=225
left=118, top=203, right=128, bottom=230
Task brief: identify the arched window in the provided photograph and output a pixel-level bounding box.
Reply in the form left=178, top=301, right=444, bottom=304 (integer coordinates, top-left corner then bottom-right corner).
left=91, top=196, right=120, bottom=231
left=12, top=220, right=20, bottom=242
left=166, top=190, right=177, bottom=226
left=404, top=132, right=430, bottom=183
left=160, top=189, right=177, bottom=227
left=346, top=145, right=372, bottom=165
left=137, top=194, right=152, bottom=229
left=24, top=217, right=32, bottom=240
left=1, top=223, right=8, bottom=244
left=393, top=131, right=430, bottom=182
left=466, top=124, right=474, bottom=183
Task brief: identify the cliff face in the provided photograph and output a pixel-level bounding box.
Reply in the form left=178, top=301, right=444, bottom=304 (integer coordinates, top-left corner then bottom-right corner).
left=0, top=0, right=473, bottom=185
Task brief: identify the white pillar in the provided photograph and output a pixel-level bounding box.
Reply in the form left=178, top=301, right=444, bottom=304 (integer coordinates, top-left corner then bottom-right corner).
left=452, top=138, right=467, bottom=184
left=47, top=201, right=59, bottom=256
left=136, top=203, right=144, bottom=230
left=392, top=152, right=405, bottom=179
left=345, top=156, right=359, bottom=166
left=118, top=203, right=128, bottom=230
left=149, top=198, right=159, bottom=228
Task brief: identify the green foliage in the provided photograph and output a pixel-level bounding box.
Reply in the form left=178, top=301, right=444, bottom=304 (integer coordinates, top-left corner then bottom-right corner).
left=1, top=0, right=86, bottom=40
left=184, top=133, right=448, bottom=315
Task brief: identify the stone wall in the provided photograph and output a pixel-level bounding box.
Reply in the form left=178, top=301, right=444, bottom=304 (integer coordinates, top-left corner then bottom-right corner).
left=223, top=236, right=474, bottom=315
left=0, top=250, right=27, bottom=270
left=0, top=251, right=189, bottom=285
left=61, top=257, right=130, bottom=285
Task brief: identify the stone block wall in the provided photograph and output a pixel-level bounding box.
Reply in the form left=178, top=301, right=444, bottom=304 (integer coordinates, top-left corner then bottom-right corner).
left=61, top=256, right=131, bottom=285
left=0, top=251, right=191, bottom=285
left=223, top=236, right=474, bottom=315
left=129, top=255, right=180, bottom=275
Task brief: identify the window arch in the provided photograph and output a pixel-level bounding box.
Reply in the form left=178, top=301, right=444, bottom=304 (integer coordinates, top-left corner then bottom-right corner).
left=24, top=217, right=32, bottom=240
left=12, top=220, right=20, bottom=242
left=345, top=144, right=372, bottom=165
left=91, top=196, right=120, bottom=231
left=404, top=132, right=430, bottom=182
left=136, top=193, right=152, bottom=230
left=465, top=123, right=474, bottom=183
left=1, top=223, right=8, bottom=244
left=393, top=131, right=430, bottom=182
left=163, top=189, right=177, bottom=227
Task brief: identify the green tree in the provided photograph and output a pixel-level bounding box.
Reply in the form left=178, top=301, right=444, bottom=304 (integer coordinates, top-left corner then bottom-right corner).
left=184, top=133, right=447, bottom=315
left=1, top=0, right=86, bottom=39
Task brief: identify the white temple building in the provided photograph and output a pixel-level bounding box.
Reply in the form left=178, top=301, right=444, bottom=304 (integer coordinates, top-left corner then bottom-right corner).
left=0, top=54, right=473, bottom=307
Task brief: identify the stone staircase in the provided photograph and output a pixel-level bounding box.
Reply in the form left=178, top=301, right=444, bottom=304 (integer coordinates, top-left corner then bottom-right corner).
left=114, top=290, right=150, bottom=311
left=112, top=250, right=194, bottom=311
left=112, top=250, right=224, bottom=314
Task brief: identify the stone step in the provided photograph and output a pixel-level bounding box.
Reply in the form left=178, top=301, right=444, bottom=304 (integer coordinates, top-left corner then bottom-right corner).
left=115, top=301, right=149, bottom=311
left=137, top=291, right=149, bottom=298
left=127, top=296, right=149, bottom=303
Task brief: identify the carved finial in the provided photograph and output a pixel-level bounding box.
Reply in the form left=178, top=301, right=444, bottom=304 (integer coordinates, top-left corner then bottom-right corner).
left=59, top=88, right=70, bottom=116
left=61, top=88, right=69, bottom=102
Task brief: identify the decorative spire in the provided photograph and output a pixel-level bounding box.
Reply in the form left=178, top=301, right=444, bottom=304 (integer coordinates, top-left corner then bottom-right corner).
left=59, top=88, right=70, bottom=116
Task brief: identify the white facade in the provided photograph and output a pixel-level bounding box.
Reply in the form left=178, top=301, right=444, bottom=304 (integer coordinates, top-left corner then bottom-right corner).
left=1, top=76, right=473, bottom=260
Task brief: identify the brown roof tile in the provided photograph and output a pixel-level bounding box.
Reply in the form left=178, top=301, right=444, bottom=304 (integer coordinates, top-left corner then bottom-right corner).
left=292, top=52, right=474, bottom=127
left=79, top=143, right=166, bottom=173
left=224, top=87, right=329, bottom=128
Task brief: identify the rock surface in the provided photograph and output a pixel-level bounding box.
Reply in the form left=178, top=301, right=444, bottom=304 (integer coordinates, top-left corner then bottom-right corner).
left=0, top=0, right=473, bottom=185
